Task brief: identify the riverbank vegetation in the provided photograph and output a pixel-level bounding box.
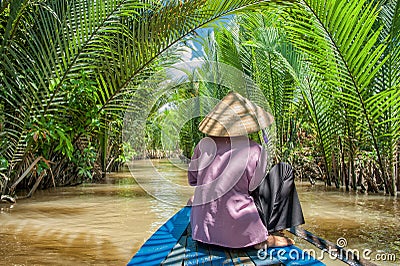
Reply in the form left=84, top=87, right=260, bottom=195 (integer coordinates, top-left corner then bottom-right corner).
left=1, top=0, right=399, bottom=199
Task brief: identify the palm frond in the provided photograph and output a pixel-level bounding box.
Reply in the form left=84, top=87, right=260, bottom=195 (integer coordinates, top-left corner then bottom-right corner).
left=300, top=74, right=340, bottom=180
left=285, top=0, right=395, bottom=194
left=1, top=0, right=289, bottom=192
left=375, top=0, right=400, bottom=159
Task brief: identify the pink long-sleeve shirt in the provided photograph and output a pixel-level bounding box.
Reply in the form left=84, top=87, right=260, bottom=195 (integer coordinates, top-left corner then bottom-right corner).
left=188, top=136, right=268, bottom=248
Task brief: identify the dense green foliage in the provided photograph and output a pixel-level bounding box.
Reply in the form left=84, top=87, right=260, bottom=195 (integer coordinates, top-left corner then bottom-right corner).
left=145, top=0, right=400, bottom=195
left=0, top=0, right=399, bottom=197
left=0, top=0, right=283, bottom=197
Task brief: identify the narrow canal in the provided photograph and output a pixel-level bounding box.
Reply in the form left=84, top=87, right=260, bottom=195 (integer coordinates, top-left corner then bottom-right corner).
left=1, top=159, right=399, bottom=265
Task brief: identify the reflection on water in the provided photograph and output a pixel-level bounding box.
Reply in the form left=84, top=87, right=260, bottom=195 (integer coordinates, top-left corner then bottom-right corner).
left=126, top=159, right=193, bottom=208
left=295, top=183, right=400, bottom=265
left=1, top=159, right=399, bottom=265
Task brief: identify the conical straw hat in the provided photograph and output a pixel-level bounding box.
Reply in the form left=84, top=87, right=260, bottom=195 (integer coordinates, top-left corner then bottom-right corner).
left=199, top=92, right=274, bottom=137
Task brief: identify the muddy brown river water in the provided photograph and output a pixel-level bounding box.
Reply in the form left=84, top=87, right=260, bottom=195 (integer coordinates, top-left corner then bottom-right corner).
left=1, top=159, right=399, bottom=265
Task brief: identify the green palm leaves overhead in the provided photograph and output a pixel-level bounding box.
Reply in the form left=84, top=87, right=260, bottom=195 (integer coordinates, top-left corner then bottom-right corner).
left=284, top=0, right=399, bottom=195
left=0, top=0, right=285, bottom=195
left=201, top=12, right=301, bottom=165
left=187, top=0, right=399, bottom=194
left=0, top=0, right=398, bottom=196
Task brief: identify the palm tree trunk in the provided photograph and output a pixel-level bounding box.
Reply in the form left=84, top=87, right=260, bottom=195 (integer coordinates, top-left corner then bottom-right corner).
left=332, top=149, right=339, bottom=188
left=305, top=78, right=331, bottom=185
left=339, top=136, right=345, bottom=187
left=99, top=123, right=108, bottom=179
left=350, top=147, right=357, bottom=191
left=396, top=142, right=400, bottom=192
left=345, top=160, right=350, bottom=192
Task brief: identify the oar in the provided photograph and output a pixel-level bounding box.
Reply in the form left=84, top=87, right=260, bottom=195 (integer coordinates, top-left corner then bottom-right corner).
left=288, top=227, right=377, bottom=266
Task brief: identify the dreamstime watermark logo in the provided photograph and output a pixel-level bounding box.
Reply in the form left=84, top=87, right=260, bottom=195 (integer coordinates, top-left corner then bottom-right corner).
left=256, top=237, right=398, bottom=263
left=122, top=60, right=275, bottom=206
left=336, top=237, right=347, bottom=248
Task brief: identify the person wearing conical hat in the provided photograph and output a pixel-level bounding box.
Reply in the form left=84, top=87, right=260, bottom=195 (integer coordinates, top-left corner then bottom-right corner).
left=187, top=91, right=304, bottom=249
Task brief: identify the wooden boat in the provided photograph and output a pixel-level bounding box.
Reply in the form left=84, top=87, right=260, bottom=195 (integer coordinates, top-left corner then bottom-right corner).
left=127, top=207, right=327, bottom=265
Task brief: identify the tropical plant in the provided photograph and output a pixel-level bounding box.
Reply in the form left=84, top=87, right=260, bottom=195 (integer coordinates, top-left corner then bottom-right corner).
left=1, top=0, right=398, bottom=198
left=189, top=11, right=304, bottom=168
left=0, top=0, right=287, bottom=197
left=283, top=0, right=399, bottom=195
left=183, top=0, right=399, bottom=194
